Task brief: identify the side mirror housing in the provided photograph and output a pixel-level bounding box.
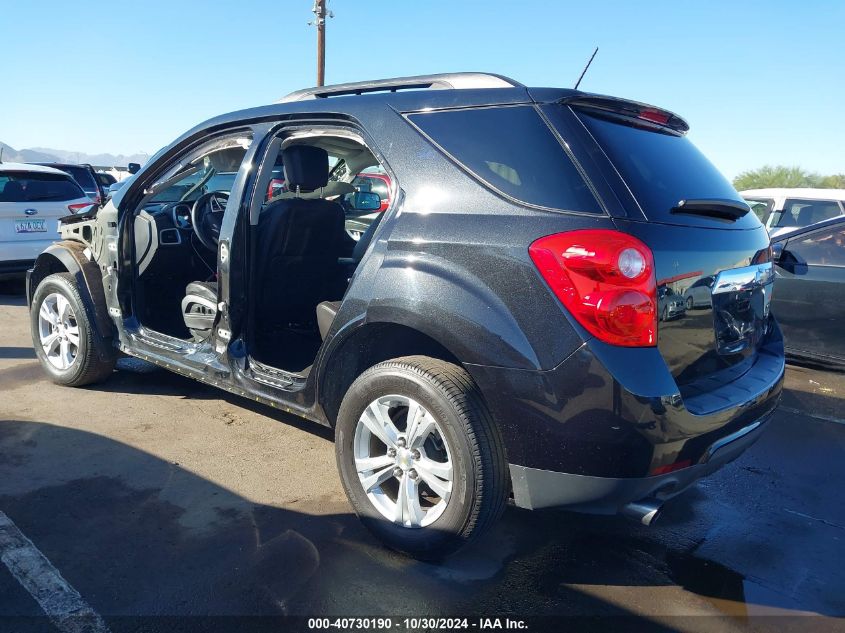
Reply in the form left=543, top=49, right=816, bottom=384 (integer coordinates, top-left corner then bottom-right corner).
left=771, top=242, right=784, bottom=262
left=349, top=191, right=381, bottom=212
left=127, top=162, right=141, bottom=175
left=777, top=248, right=808, bottom=275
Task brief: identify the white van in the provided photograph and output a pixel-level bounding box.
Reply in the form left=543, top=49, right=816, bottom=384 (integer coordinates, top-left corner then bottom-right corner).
left=740, top=188, right=845, bottom=237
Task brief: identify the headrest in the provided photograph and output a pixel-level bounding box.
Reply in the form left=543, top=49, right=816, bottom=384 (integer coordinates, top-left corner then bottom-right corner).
left=282, top=145, right=329, bottom=192
left=0, top=180, right=25, bottom=202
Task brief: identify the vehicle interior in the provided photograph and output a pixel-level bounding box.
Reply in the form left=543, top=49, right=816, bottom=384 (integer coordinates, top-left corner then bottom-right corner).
left=243, top=130, right=388, bottom=375
left=131, top=129, right=389, bottom=378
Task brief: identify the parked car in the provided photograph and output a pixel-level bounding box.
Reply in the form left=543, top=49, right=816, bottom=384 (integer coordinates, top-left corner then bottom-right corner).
left=741, top=188, right=845, bottom=238
left=0, top=163, right=91, bottom=278
left=352, top=171, right=391, bottom=212
left=32, top=162, right=102, bottom=205
left=106, top=180, right=128, bottom=199
left=658, top=285, right=686, bottom=320
left=26, top=73, right=783, bottom=558
left=771, top=215, right=845, bottom=368
left=683, top=275, right=715, bottom=309
left=95, top=172, right=117, bottom=199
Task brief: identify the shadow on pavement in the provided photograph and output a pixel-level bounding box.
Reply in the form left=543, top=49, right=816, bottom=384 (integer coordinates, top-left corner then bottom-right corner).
left=0, top=419, right=690, bottom=632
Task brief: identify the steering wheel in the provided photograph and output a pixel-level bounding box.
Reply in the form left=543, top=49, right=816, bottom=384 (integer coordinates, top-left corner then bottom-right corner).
left=190, top=191, right=229, bottom=251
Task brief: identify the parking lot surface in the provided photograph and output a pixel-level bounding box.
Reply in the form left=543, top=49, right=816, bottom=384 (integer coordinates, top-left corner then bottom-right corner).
left=1, top=279, right=844, bottom=632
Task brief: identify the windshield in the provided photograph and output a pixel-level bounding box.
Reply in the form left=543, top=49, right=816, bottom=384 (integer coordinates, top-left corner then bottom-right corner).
left=151, top=162, right=238, bottom=203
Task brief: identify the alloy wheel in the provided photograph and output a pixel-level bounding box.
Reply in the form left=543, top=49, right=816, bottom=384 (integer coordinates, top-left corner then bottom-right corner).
left=353, top=395, right=453, bottom=528
left=37, top=292, right=80, bottom=370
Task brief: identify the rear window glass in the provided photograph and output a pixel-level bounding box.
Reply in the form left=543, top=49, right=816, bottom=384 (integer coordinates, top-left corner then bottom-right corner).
left=577, top=112, right=743, bottom=221
left=408, top=106, right=601, bottom=213
left=0, top=172, right=86, bottom=202
left=59, top=165, right=98, bottom=192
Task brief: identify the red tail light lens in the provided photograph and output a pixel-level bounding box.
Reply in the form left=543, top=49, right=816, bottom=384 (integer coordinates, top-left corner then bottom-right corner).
left=67, top=202, right=92, bottom=214
left=529, top=229, right=657, bottom=347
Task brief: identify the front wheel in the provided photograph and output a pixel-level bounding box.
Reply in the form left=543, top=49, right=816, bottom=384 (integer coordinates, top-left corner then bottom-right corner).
left=335, top=356, right=508, bottom=559
left=30, top=272, right=115, bottom=386
left=686, top=296, right=694, bottom=310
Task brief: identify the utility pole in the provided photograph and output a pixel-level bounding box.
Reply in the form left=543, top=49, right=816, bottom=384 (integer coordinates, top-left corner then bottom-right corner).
left=311, top=0, right=333, bottom=86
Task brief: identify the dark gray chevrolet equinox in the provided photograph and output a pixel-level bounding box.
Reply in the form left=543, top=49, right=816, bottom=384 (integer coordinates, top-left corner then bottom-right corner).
left=27, top=73, right=784, bottom=558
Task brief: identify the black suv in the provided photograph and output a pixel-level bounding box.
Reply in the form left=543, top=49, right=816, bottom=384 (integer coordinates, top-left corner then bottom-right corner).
left=26, top=73, right=784, bottom=558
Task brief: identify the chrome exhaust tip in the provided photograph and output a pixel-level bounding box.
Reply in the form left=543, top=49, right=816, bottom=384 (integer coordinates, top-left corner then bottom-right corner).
left=622, top=499, right=663, bottom=526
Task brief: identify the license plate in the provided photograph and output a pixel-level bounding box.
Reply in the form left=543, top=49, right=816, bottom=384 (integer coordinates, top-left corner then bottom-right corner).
left=14, top=219, right=46, bottom=233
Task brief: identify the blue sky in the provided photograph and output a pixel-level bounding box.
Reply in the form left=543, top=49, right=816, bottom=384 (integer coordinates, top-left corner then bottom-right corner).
left=1, top=0, right=842, bottom=178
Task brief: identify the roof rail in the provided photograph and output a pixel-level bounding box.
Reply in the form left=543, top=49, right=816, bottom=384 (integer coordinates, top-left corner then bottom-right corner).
left=277, top=72, right=524, bottom=103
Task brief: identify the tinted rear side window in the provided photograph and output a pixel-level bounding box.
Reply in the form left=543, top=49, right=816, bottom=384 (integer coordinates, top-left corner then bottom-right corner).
left=408, top=106, right=601, bottom=213
left=0, top=172, right=86, bottom=202
left=577, top=112, right=744, bottom=223
left=60, top=165, right=98, bottom=192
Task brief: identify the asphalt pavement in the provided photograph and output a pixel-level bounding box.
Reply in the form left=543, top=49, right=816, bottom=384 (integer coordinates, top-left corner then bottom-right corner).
left=1, top=278, right=843, bottom=633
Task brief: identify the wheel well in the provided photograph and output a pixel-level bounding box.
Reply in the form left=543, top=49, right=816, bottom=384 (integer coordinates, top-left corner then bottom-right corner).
left=319, top=322, right=462, bottom=426
left=30, top=254, right=69, bottom=299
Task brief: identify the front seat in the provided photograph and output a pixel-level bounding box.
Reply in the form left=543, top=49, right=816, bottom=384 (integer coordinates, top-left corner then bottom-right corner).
left=255, top=145, right=346, bottom=329
left=182, top=281, right=218, bottom=340
left=315, top=211, right=386, bottom=340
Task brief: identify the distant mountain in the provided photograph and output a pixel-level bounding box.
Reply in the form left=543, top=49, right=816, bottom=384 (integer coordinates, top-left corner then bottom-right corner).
left=0, top=141, right=148, bottom=168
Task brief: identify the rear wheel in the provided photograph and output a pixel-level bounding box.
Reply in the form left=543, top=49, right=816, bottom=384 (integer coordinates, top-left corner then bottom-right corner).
left=31, top=273, right=115, bottom=386
left=335, top=356, right=508, bottom=559
left=686, top=296, right=694, bottom=310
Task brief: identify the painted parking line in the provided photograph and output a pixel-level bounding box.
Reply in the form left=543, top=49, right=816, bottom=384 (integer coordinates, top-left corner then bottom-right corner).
left=0, top=511, right=111, bottom=633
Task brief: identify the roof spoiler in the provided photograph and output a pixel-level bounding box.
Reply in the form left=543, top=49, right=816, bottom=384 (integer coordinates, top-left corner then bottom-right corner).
left=563, top=95, right=689, bottom=134
left=277, top=72, right=524, bottom=103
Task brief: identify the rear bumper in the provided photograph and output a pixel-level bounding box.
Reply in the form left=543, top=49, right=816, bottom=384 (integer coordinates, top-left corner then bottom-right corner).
left=467, top=319, right=784, bottom=511
left=509, top=409, right=770, bottom=511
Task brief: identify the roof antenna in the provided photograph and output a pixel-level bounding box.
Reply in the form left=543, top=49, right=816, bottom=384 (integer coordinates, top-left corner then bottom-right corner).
left=574, top=47, right=599, bottom=90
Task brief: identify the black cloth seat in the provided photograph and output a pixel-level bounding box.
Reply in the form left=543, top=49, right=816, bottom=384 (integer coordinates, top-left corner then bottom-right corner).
left=255, top=145, right=346, bottom=329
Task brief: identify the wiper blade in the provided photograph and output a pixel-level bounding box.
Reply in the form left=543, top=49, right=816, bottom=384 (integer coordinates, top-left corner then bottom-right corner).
left=671, top=198, right=750, bottom=221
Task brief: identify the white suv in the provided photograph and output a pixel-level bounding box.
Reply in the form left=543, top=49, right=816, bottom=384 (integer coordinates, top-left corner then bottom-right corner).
left=0, top=163, right=92, bottom=277
left=741, top=188, right=845, bottom=238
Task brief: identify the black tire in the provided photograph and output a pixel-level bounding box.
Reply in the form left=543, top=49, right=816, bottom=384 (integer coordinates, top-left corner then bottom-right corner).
left=30, top=272, right=115, bottom=387
left=660, top=306, right=668, bottom=322
left=335, top=355, right=508, bottom=560
left=686, top=296, right=694, bottom=310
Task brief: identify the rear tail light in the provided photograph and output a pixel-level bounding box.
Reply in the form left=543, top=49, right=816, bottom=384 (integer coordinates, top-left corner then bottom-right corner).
left=637, top=108, right=671, bottom=125
left=67, top=202, right=91, bottom=214
left=529, top=229, right=657, bottom=347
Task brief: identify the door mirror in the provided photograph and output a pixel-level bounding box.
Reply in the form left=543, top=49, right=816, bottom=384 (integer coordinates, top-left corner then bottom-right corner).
left=777, top=248, right=808, bottom=275
left=771, top=242, right=784, bottom=262
left=127, top=162, right=141, bottom=175
left=348, top=191, right=381, bottom=211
